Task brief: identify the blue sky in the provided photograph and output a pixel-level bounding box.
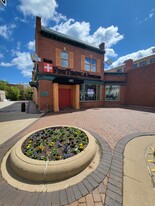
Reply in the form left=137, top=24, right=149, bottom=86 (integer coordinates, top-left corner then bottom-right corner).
left=0, top=0, right=155, bottom=84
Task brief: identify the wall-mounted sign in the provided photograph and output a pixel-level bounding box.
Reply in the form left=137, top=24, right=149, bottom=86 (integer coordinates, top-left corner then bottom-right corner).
left=41, top=91, right=48, bottom=97
left=44, top=63, right=53, bottom=73
left=53, top=67, right=101, bottom=80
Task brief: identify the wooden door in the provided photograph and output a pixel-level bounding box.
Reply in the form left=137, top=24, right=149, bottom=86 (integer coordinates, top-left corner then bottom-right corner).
left=59, top=89, right=71, bottom=109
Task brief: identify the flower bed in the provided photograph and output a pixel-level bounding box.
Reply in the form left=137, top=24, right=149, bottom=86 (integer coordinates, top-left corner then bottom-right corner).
left=22, top=127, right=88, bottom=161
left=9, top=126, right=97, bottom=182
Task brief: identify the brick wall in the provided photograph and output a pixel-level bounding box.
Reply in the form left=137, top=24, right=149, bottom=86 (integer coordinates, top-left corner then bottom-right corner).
left=38, top=80, right=53, bottom=112
left=125, top=63, right=155, bottom=107
left=104, top=73, right=126, bottom=82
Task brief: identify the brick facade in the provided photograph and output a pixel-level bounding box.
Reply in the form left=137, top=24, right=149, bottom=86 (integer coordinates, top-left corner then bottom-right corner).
left=125, top=63, right=155, bottom=107
left=30, top=16, right=155, bottom=112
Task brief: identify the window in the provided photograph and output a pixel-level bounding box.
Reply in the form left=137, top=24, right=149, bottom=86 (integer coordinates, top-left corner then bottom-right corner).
left=105, top=85, right=120, bottom=101
left=60, top=51, right=69, bottom=67
left=139, top=61, right=147, bottom=67
left=80, top=84, right=100, bottom=101
left=133, top=64, right=138, bottom=69
left=56, top=49, right=74, bottom=68
left=150, top=58, right=155, bottom=63
left=85, top=57, right=97, bottom=72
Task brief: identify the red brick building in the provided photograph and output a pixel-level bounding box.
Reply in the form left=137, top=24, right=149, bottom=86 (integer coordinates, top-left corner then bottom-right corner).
left=30, top=17, right=155, bottom=112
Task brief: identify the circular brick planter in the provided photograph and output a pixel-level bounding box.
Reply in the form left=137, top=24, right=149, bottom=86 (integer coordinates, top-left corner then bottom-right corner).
left=9, top=126, right=97, bottom=182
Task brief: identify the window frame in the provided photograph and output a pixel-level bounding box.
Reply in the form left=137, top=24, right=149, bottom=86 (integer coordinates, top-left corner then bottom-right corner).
left=80, top=84, right=100, bottom=102
left=84, top=57, right=97, bottom=72
left=60, top=51, right=69, bottom=67
left=105, top=85, right=120, bottom=101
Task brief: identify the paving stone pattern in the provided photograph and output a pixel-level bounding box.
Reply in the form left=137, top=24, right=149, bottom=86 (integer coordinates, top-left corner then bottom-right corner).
left=0, top=107, right=155, bottom=205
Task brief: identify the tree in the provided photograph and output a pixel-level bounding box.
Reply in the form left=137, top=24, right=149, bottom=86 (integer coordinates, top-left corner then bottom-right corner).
left=6, top=86, right=20, bottom=101
left=0, top=80, right=9, bottom=91
left=24, top=86, right=33, bottom=100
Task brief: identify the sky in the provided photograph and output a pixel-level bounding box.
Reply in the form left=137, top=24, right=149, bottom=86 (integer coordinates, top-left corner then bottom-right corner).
left=0, top=0, right=155, bottom=84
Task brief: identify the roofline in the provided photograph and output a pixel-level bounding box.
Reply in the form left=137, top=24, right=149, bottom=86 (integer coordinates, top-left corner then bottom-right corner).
left=40, top=26, right=105, bottom=55
left=133, top=53, right=155, bottom=63
left=107, top=53, right=155, bottom=70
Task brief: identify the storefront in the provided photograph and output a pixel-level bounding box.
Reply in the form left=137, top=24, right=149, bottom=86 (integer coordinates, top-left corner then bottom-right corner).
left=30, top=16, right=105, bottom=112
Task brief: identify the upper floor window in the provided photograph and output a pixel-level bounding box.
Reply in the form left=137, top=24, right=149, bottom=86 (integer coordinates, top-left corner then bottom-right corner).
left=56, top=48, right=74, bottom=68
left=139, top=61, right=147, bottom=67
left=85, top=57, right=97, bottom=72
left=133, top=63, right=138, bottom=69
left=150, top=58, right=155, bottom=63
left=60, top=51, right=69, bottom=67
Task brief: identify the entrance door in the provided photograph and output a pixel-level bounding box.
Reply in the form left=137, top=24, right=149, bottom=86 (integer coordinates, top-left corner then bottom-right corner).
left=59, top=88, right=71, bottom=109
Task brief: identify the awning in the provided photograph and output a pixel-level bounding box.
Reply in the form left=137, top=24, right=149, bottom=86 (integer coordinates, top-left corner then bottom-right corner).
left=84, top=80, right=104, bottom=85
left=29, top=81, right=38, bottom=88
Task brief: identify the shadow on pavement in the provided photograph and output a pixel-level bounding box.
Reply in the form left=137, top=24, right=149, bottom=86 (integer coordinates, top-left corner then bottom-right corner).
left=0, top=101, right=41, bottom=122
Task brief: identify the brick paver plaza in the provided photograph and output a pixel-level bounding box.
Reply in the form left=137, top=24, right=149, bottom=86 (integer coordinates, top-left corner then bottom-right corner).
left=0, top=106, right=155, bottom=206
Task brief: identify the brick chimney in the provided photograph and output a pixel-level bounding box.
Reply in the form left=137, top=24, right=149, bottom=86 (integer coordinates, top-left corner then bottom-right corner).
left=124, top=59, right=133, bottom=72
left=35, top=16, right=41, bottom=56
left=36, top=16, right=41, bottom=31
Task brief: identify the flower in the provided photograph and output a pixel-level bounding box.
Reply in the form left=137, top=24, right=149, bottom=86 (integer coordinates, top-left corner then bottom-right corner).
left=33, top=151, right=38, bottom=157
left=66, top=154, right=72, bottom=158
left=49, top=142, right=54, bottom=147
left=78, top=143, right=84, bottom=150
left=56, top=155, right=61, bottom=160
left=26, top=144, right=31, bottom=149
left=39, top=145, right=44, bottom=151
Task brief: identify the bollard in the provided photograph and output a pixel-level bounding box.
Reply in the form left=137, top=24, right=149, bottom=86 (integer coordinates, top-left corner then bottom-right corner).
left=21, top=102, right=25, bottom=112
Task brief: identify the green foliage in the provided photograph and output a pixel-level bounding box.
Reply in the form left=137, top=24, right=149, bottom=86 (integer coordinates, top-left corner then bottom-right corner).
left=0, top=80, right=9, bottom=91
left=24, top=86, right=33, bottom=100
left=6, top=86, right=20, bottom=101
left=0, top=80, right=33, bottom=101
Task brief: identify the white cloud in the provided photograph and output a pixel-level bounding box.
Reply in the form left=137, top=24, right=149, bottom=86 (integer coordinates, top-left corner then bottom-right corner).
left=52, top=19, right=123, bottom=59
left=28, top=40, right=35, bottom=51
left=0, top=51, right=33, bottom=77
left=18, top=0, right=66, bottom=25
left=145, top=8, right=155, bottom=21
left=0, top=24, right=16, bottom=40
left=109, top=47, right=155, bottom=68
left=0, top=53, right=3, bottom=58
left=16, top=41, right=21, bottom=51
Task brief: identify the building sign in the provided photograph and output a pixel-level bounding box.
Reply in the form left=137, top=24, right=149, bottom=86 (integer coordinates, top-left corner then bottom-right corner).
left=53, top=67, right=101, bottom=79
left=41, top=91, right=48, bottom=97
left=43, top=63, right=53, bottom=73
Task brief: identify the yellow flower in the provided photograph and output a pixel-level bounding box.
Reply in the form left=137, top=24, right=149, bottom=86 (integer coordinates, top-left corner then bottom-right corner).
left=56, top=155, right=61, bottom=160
left=49, top=142, right=54, bottom=147
left=79, top=143, right=84, bottom=149
left=26, top=144, right=31, bottom=149
left=39, top=145, right=44, bottom=151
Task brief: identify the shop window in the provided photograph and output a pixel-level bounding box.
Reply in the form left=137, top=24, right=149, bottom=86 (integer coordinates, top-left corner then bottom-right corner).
left=85, top=57, right=97, bottom=72
left=105, top=85, right=120, bottom=101
left=80, top=84, right=100, bottom=101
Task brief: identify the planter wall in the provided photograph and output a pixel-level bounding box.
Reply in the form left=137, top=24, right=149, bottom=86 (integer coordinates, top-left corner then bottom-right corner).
left=9, top=126, right=97, bottom=182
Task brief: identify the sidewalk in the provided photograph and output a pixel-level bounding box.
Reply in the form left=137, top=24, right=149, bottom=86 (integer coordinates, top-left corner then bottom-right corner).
left=124, top=136, right=155, bottom=206
left=0, top=101, right=42, bottom=145
left=0, top=106, right=155, bottom=205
